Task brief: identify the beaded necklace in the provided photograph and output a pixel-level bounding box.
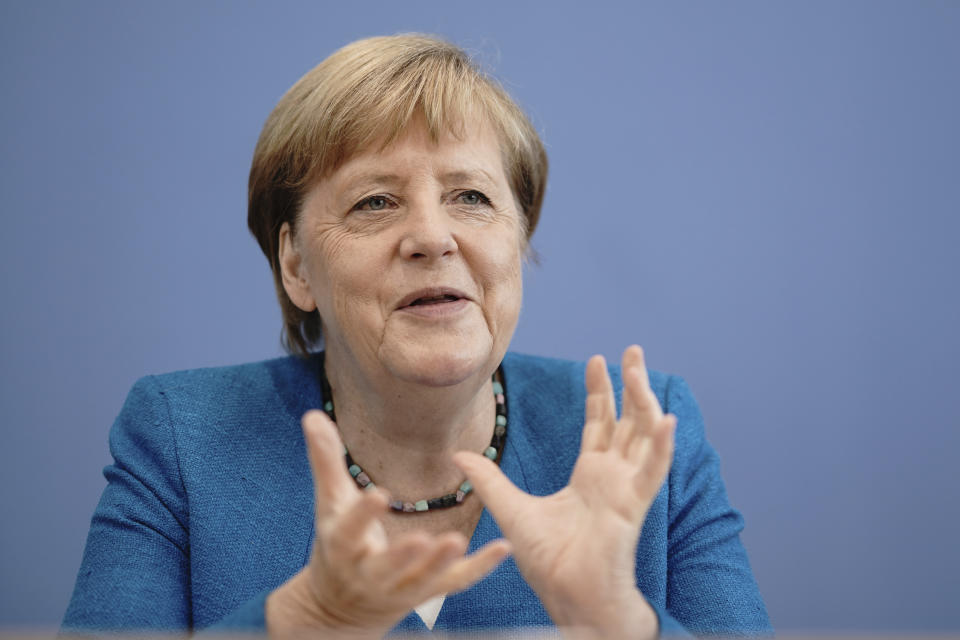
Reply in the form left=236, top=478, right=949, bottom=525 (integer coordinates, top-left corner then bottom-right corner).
left=317, top=359, right=508, bottom=513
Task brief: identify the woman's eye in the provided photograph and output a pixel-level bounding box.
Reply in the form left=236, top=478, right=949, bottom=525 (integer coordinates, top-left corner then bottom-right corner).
left=354, top=195, right=392, bottom=212
left=457, top=190, right=490, bottom=206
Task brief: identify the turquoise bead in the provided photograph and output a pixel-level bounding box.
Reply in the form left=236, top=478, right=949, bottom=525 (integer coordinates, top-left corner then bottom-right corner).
left=414, top=500, right=429, bottom=511
left=348, top=464, right=362, bottom=477
left=364, top=482, right=377, bottom=491
left=324, top=401, right=333, bottom=412
left=492, top=381, right=504, bottom=395
left=484, top=446, right=498, bottom=460
left=459, top=480, right=473, bottom=493
left=496, top=415, right=507, bottom=427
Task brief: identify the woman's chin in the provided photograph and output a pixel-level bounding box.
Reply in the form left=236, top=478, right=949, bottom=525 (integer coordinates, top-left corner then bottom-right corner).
left=378, top=337, right=495, bottom=388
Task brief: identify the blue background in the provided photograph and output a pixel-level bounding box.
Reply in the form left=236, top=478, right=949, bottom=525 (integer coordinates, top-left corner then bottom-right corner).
left=1, top=0, right=958, bottom=632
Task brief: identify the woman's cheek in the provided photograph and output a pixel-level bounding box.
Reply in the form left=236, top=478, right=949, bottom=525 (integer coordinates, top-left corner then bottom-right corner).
left=493, top=245, right=524, bottom=324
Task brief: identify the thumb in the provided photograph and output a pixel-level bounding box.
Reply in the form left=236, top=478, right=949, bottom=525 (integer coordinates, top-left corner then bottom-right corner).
left=453, top=451, right=530, bottom=535
left=302, top=410, right=356, bottom=514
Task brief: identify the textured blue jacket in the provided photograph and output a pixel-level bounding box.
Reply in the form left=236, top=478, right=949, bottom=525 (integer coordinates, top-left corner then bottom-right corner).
left=63, top=352, right=771, bottom=636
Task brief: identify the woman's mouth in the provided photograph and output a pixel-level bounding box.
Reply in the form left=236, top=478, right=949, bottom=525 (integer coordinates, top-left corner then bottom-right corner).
left=408, top=294, right=461, bottom=306
left=397, top=289, right=471, bottom=318
left=397, top=287, right=470, bottom=308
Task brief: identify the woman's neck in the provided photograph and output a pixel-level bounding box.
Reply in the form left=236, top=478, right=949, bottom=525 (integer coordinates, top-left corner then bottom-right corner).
left=321, top=349, right=496, bottom=500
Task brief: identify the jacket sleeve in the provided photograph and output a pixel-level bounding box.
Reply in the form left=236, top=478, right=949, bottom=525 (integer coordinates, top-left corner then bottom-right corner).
left=661, top=375, right=773, bottom=636
left=61, top=376, right=270, bottom=633
left=62, top=376, right=192, bottom=632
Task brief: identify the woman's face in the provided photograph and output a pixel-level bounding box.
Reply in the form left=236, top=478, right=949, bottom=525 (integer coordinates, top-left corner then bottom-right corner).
left=280, top=116, right=524, bottom=388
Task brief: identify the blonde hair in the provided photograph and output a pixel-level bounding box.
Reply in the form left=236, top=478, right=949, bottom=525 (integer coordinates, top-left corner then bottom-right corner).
left=248, top=34, right=548, bottom=356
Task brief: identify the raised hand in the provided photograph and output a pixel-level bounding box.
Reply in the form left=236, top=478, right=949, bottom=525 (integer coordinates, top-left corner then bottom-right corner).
left=453, top=346, right=676, bottom=638
left=266, top=410, right=511, bottom=638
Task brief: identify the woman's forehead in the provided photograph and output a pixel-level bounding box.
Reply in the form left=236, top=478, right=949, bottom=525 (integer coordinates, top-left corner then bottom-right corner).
left=329, top=118, right=508, bottom=190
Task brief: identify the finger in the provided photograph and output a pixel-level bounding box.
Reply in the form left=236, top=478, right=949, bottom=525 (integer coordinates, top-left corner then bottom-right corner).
left=613, top=366, right=658, bottom=455
left=323, top=486, right=389, bottom=562
left=580, top=392, right=610, bottom=453
left=615, top=351, right=663, bottom=456
left=302, top=410, right=356, bottom=517
left=386, top=532, right=467, bottom=592
left=625, top=407, right=668, bottom=464
left=619, top=345, right=646, bottom=423
left=453, top=451, right=530, bottom=536
left=626, top=424, right=651, bottom=464
left=625, top=365, right=663, bottom=426
left=586, top=355, right=617, bottom=422
left=581, top=355, right=616, bottom=451
left=432, top=539, right=512, bottom=595
left=632, top=414, right=676, bottom=502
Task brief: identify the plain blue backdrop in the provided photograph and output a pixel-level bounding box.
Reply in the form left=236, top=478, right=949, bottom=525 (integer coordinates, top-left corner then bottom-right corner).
left=1, top=0, right=958, bottom=632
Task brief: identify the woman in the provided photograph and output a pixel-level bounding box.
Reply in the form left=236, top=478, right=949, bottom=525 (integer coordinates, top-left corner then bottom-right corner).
left=63, top=35, right=771, bottom=637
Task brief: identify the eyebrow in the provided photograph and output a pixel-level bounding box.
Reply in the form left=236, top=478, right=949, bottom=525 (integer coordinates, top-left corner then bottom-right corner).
left=339, top=168, right=500, bottom=194
left=440, top=169, right=498, bottom=185
left=338, top=173, right=405, bottom=191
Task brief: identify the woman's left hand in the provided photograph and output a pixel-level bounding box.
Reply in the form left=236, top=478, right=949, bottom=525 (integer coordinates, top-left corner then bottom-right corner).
left=454, top=345, right=675, bottom=639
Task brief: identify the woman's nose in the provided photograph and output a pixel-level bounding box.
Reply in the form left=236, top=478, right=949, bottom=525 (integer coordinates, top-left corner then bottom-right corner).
left=398, top=201, right=458, bottom=262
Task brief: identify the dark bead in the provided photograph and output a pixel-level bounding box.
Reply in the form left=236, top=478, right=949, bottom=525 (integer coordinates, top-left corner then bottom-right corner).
left=433, top=493, right=458, bottom=509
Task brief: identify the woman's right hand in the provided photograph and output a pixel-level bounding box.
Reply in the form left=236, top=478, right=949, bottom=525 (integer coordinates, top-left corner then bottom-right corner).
left=266, top=410, right=511, bottom=638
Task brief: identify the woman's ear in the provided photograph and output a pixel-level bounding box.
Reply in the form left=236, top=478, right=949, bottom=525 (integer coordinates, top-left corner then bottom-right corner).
left=278, top=222, right=318, bottom=312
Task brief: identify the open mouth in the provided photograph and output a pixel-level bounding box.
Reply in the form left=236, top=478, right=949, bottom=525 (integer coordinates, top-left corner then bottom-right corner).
left=397, top=288, right=470, bottom=310
left=408, top=294, right=461, bottom=306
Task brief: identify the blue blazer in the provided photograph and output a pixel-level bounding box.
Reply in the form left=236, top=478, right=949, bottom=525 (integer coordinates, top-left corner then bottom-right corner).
left=63, top=352, right=771, bottom=636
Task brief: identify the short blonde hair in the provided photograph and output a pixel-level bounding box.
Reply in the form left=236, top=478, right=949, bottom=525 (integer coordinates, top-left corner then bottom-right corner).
left=248, top=34, right=548, bottom=357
